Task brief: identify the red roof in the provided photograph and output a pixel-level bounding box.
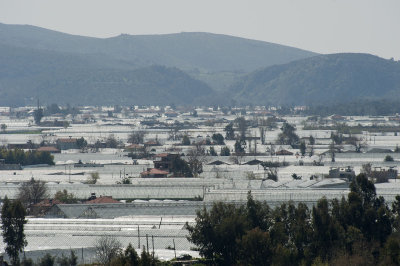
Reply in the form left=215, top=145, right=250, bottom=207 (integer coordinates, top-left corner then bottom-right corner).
left=85, top=196, right=120, bottom=204
left=126, top=144, right=144, bottom=149
left=141, top=168, right=169, bottom=176
left=155, top=153, right=169, bottom=158
left=33, top=199, right=62, bottom=207
left=37, top=146, right=60, bottom=152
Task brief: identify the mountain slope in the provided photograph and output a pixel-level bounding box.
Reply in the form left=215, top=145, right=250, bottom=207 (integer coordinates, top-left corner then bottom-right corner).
left=0, top=23, right=317, bottom=73
left=0, top=44, right=213, bottom=106
left=231, top=53, right=400, bottom=105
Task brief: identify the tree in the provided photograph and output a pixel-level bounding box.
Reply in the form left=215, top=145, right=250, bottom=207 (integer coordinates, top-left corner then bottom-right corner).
left=300, top=141, right=306, bottom=156
left=18, top=177, right=48, bottom=208
left=106, top=134, right=119, bottom=148
left=87, top=172, right=100, bottom=184
left=234, top=140, right=245, bottom=154
left=186, top=202, right=249, bottom=265
left=57, top=250, right=78, bottom=266
left=309, top=135, right=315, bottom=145
left=224, top=123, right=235, bottom=140
left=38, top=253, right=55, bottom=266
left=237, top=228, right=273, bottom=266
left=76, top=137, right=87, bottom=151
left=54, top=189, right=78, bottom=204
left=277, top=122, right=299, bottom=146
left=385, top=155, right=394, bottom=162
left=182, top=134, right=191, bottom=145
left=187, top=145, right=207, bottom=177
left=33, top=108, right=44, bottom=125
left=329, top=141, right=336, bottom=162
left=347, top=136, right=367, bottom=153
left=235, top=117, right=248, bottom=140
left=128, top=131, right=145, bottom=144
left=1, top=196, right=27, bottom=265
left=110, top=243, right=139, bottom=266
left=212, top=133, right=225, bottom=145
left=220, top=146, right=231, bottom=156
left=95, top=235, right=122, bottom=265
left=209, top=146, right=217, bottom=156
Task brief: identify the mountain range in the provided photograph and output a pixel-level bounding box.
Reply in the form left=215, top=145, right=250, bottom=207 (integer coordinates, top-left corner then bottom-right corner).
left=0, top=22, right=399, bottom=107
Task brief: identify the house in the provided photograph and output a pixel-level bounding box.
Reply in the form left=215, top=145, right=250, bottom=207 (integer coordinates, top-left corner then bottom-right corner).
left=85, top=196, right=120, bottom=204
left=140, top=168, right=169, bottom=178
left=30, top=199, right=62, bottom=216
left=57, top=137, right=78, bottom=150
left=144, top=140, right=161, bottom=148
left=153, top=153, right=179, bottom=170
left=328, top=166, right=355, bottom=180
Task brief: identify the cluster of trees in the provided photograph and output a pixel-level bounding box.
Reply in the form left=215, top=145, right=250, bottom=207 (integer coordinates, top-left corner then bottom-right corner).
left=18, top=250, right=78, bottom=266
left=0, top=148, right=54, bottom=166
left=187, top=174, right=400, bottom=265
left=277, top=122, right=299, bottom=146
left=94, top=237, right=159, bottom=265
left=305, top=99, right=400, bottom=116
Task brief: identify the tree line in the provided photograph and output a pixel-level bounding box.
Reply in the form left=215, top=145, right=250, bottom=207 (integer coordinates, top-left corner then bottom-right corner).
left=186, top=174, right=400, bottom=265
left=0, top=149, right=54, bottom=166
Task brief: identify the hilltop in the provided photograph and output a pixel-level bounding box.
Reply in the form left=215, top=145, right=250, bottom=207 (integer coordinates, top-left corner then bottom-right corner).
left=230, top=53, right=400, bottom=105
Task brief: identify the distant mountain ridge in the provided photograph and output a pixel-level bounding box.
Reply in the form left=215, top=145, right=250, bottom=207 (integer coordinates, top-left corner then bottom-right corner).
left=0, top=44, right=213, bottom=106
left=230, top=53, right=400, bottom=105
left=0, top=23, right=317, bottom=72
left=1, top=23, right=399, bottom=107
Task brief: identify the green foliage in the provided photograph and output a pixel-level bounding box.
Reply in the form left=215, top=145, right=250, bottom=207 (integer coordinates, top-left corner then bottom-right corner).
left=87, top=172, right=100, bottom=184
left=33, top=108, right=44, bottom=125
left=76, top=137, right=87, bottom=150
left=209, top=146, right=217, bottom=156
left=106, top=135, right=119, bottom=148
left=224, top=123, right=235, bottom=140
left=234, top=140, right=245, bottom=154
left=170, top=156, right=193, bottom=177
left=231, top=53, right=400, bottom=106
left=211, top=133, right=225, bottom=145
left=0, top=148, right=55, bottom=166
left=38, top=253, right=55, bottom=266
left=1, top=196, right=27, bottom=266
left=385, top=155, right=395, bottom=162
left=54, top=189, right=78, bottom=204
left=299, top=141, right=306, bottom=156
left=309, top=135, right=315, bottom=145
left=182, top=135, right=191, bottom=145
left=220, top=146, right=230, bottom=156
left=277, top=122, right=299, bottom=146
left=57, top=250, right=78, bottom=266
left=187, top=174, right=400, bottom=265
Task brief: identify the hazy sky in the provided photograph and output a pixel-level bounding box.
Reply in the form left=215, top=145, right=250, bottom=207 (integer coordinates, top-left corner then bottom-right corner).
left=1, top=0, right=399, bottom=59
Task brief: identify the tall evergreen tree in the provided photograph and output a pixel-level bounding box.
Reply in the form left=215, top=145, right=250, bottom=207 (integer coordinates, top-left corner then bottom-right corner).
left=1, top=196, right=27, bottom=265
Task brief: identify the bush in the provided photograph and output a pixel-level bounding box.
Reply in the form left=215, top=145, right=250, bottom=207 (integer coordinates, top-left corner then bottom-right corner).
left=384, top=155, right=394, bottom=162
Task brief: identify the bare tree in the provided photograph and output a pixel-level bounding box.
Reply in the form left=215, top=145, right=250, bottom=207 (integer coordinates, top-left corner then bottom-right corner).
left=347, top=136, right=368, bottom=153
left=94, top=235, right=122, bottom=265
left=18, top=178, right=48, bottom=208
left=128, top=130, right=146, bottom=144
left=187, top=144, right=207, bottom=177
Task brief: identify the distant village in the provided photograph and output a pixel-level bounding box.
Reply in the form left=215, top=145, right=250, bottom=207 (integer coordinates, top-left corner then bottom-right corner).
left=2, top=103, right=400, bottom=262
